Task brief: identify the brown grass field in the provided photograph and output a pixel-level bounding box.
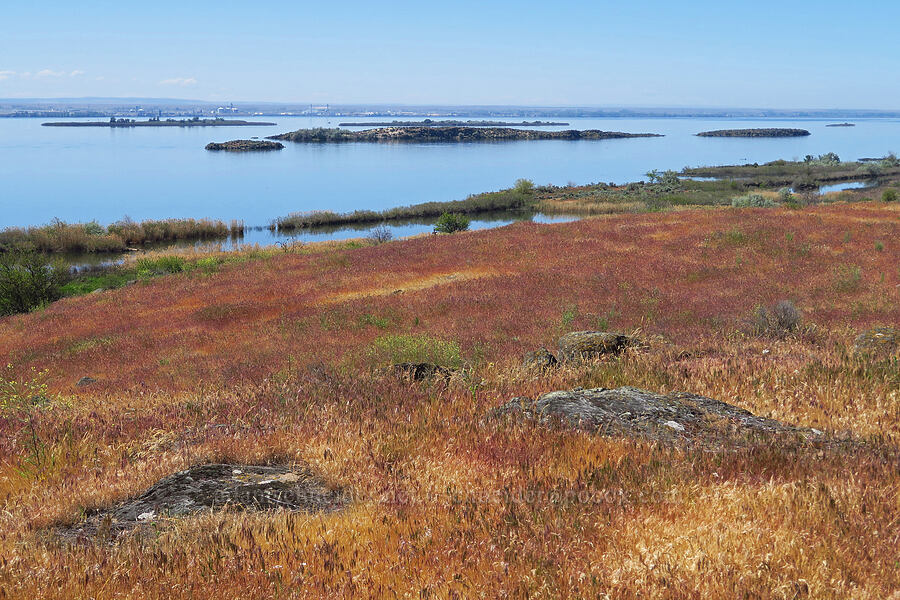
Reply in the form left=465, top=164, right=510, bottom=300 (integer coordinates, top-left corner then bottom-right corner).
left=1, top=201, right=899, bottom=598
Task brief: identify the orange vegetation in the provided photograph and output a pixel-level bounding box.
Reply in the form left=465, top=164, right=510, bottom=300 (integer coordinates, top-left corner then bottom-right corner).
left=0, top=202, right=898, bottom=598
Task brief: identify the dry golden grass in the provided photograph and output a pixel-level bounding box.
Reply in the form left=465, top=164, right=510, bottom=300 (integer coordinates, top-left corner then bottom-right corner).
left=1, top=202, right=898, bottom=598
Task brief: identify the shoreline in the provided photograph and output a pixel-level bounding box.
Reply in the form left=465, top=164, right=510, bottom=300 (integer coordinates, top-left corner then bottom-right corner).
left=4, top=156, right=897, bottom=256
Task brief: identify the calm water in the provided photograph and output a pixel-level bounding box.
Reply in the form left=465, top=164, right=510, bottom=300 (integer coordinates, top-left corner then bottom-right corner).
left=2, top=116, right=898, bottom=244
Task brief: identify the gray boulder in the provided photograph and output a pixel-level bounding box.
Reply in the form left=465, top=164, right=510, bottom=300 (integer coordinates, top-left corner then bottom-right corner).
left=495, top=386, right=818, bottom=443
left=57, top=463, right=345, bottom=540
left=853, top=327, right=897, bottom=357
left=392, top=362, right=454, bottom=381
left=523, top=348, right=559, bottom=369
left=558, top=331, right=633, bottom=361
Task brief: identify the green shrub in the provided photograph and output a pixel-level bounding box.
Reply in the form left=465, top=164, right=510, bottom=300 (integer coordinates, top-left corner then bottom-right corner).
left=368, top=334, right=462, bottom=368
left=777, top=188, right=794, bottom=203
left=0, top=252, right=67, bottom=316
left=731, top=194, right=776, bottom=208
left=135, top=255, right=187, bottom=277
left=433, top=212, right=470, bottom=234
left=513, top=178, right=535, bottom=194
left=882, top=189, right=898, bottom=202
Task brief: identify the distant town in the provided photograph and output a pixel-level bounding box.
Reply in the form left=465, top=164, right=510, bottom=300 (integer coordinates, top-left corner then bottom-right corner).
left=3, top=98, right=900, bottom=119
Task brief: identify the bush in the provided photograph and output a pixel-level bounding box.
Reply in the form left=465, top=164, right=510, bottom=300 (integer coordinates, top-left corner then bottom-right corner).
left=135, top=255, right=187, bottom=277
left=434, top=212, right=470, bottom=234
left=747, top=299, right=801, bottom=337
left=513, top=178, right=535, bottom=194
left=882, top=189, right=898, bottom=202
left=777, top=188, right=794, bottom=203
left=366, top=225, right=393, bottom=244
left=0, top=252, right=67, bottom=316
left=731, top=194, right=776, bottom=208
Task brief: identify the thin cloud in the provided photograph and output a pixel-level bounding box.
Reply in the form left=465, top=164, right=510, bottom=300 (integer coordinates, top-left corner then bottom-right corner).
left=0, top=70, right=15, bottom=81
left=70, top=70, right=86, bottom=77
left=36, top=69, right=66, bottom=78
left=159, top=77, right=197, bottom=86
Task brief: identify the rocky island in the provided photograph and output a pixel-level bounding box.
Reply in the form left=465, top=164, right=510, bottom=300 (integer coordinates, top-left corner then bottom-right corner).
left=43, top=117, right=275, bottom=127
left=337, top=119, right=569, bottom=127
left=826, top=122, right=856, bottom=127
left=269, top=126, right=661, bottom=143
left=696, top=128, right=811, bottom=137
left=205, top=139, right=284, bottom=151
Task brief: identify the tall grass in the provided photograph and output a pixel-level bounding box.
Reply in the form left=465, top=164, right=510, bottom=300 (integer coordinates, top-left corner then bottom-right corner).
left=0, top=218, right=234, bottom=254
left=1, top=202, right=898, bottom=598
left=272, top=185, right=534, bottom=230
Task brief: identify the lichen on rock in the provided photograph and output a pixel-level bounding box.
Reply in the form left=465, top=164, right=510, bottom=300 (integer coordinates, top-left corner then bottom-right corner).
left=56, top=463, right=346, bottom=540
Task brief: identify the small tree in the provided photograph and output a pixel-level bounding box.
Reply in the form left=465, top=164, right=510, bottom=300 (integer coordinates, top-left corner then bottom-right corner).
left=367, top=224, right=393, bottom=244
left=433, top=213, right=470, bottom=234
left=883, top=189, right=898, bottom=202
left=513, top=178, right=535, bottom=194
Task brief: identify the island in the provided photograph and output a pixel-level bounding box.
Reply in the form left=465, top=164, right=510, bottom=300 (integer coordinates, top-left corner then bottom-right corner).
left=696, top=128, right=811, bottom=138
left=42, top=117, right=276, bottom=127
left=337, top=119, right=569, bottom=127
left=205, top=140, right=284, bottom=152
left=826, top=123, right=855, bottom=127
left=268, top=126, right=661, bottom=143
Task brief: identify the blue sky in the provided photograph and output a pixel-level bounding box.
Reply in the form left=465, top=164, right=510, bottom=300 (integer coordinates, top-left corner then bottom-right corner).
left=1, top=0, right=898, bottom=107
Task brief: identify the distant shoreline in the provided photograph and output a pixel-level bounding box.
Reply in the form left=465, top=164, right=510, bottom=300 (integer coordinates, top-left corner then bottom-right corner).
left=42, top=118, right=276, bottom=128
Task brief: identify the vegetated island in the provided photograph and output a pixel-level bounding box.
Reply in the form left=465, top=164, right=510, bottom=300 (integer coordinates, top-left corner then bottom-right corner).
left=205, top=140, right=284, bottom=152
left=269, top=126, right=661, bottom=143
left=42, top=117, right=276, bottom=127
left=337, top=119, right=569, bottom=127
left=826, top=123, right=855, bottom=127
left=696, top=128, right=811, bottom=138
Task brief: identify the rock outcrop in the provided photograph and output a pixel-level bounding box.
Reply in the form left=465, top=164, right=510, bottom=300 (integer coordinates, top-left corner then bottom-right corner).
left=57, top=463, right=345, bottom=539
left=853, top=326, right=898, bottom=357
left=523, top=348, right=559, bottom=369
left=391, top=362, right=455, bottom=381
left=557, top=331, right=634, bottom=361
left=495, top=386, right=821, bottom=444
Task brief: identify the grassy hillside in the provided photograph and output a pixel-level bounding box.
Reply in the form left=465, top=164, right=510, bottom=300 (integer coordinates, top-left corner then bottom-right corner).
left=1, top=202, right=898, bottom=598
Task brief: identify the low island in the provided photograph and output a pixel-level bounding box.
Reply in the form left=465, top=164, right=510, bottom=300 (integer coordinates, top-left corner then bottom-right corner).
left=43, top=117, right=276, bottom=127
left=696, top=128, right=811, bottom=138
left=826, top=123, right=855, bottom=127
left=269, top=126, right=661, bottom=143
left=205, top=140, right=284, bottom=151
left=337, top=119, right=569, bottom=127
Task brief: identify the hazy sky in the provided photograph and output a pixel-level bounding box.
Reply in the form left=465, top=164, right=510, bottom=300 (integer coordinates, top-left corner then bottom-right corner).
left=2, top=0, right=898, bottom=108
